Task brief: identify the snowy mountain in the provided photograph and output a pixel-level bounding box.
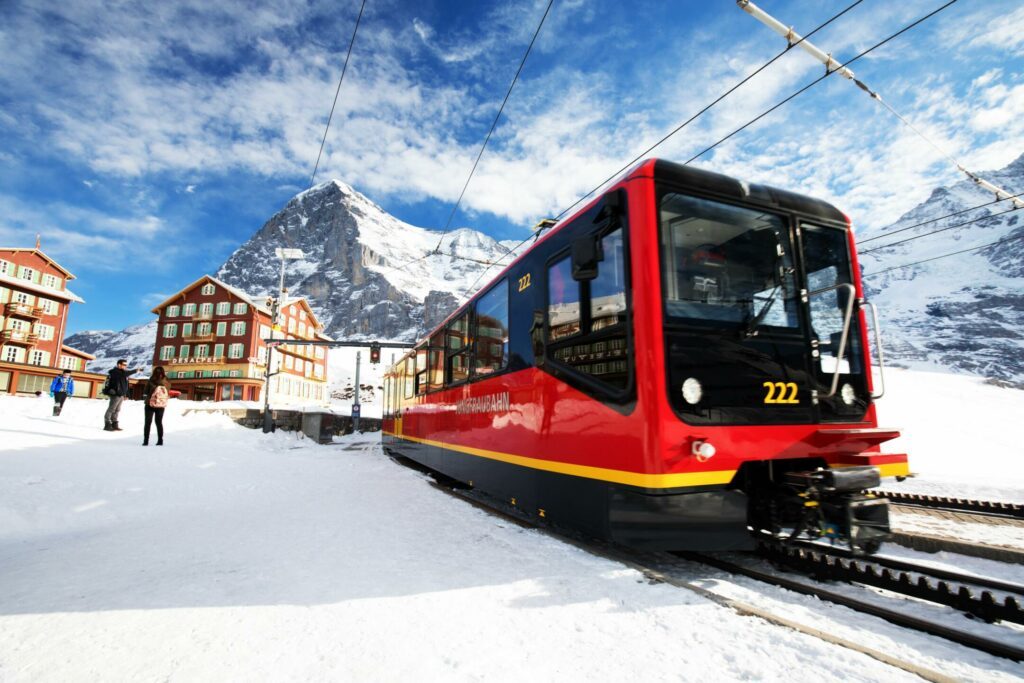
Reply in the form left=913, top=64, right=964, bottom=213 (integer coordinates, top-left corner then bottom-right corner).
left=215, top=180, right=517, bottom=341
left=65, top=321, right=157, bottom=375
left=857, top=152, right=1024, bottom=385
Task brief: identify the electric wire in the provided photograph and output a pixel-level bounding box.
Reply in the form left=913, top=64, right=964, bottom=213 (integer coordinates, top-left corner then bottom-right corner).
left=550, top=0, right=865, bottom=225
left=459, top=0, right=954, bottom=302
left=430, top=0, right=555, bottom=256
left=309, top=0, right=367, bottom=189
left=858, top=192, right=1024, bottom=244
left=862, top=232, right=1024, bottom=278
left=859, top=205, right=1023, bottom=254
left=684, top=0, right=959, bottom=165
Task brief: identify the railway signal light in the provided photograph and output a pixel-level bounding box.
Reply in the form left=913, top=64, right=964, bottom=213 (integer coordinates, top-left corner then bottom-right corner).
left=369, top=344, right=381, bottom=364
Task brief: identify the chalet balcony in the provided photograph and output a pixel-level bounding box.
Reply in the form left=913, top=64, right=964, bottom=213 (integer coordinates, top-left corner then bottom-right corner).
left=4, top=302, right=44, bottom=320
left=182, top=332, right=217, bottom=342
left=1, top=329, right=40, bottom=346
left=191, top=311, right=214, bottom=321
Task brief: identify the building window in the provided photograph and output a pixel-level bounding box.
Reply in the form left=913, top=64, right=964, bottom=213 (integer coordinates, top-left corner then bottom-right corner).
left=183, top=303, right=196, bottom=316
left=259, top=324, right=270, bottom=339
left=4, top=346, right=23, bottom=363
left=182, top=323, right=193, bottom=337
left=199, top=303, right=213, bottom=317
left=160, top=345, right=175, bottom=360
left=213, top=343, right=224, bottom=359
left=196, top=345, right=209, bottom=358
left=284, top=355, right=294, bottom=369
left=298, top=322, right=306, bottom=337
left=13, top=291, right=32, bottom=305
left=39, top=299, right=59, bottom=315
left=60, top=355, right=80, bottom=370
left=36, top=324, right=54, bottom=341
left=196, top=322, right=211, bottom=336
left=233, top=303, right=248, bottom=315
left=228, top=343, right=244, bottom=359
left=29, top=350, right=46, bottom=366
left=42, top=274, right=60, bottom=289
left=180, top=344, right=190, bottom=359
left=0, top=260, right=10, bottom=276
left=216, top=301, right=230, bottom=315
left=201, top=283, right=216, bottom=295
left=18, top=266, right=36, bottom=283
left=288, top=318, right=296, bottom=333
left=257, top=347, right=267, bottom=365
left=231, top=321, right=246, bottom=336
left=0, top=286, right=7, bottom=303
left=167, top=305, right=180, bottom=317
left=314, top=365, right=324, bottom=378
left=16, top=373, right=48, bottom=393
left=163, top=323, right=177, bottom=338
left=315, top=347, right=324, bottom=359
left=229, top=370, right=241, bottom=379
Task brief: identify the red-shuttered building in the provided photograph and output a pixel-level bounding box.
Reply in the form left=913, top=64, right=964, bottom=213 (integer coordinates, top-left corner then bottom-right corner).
left=150, top=275, right=331, bottom=403
left=0, top=248, right=106, bottom=397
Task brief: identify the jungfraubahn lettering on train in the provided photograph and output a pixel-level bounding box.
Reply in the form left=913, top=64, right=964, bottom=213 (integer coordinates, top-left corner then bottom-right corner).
left=382, top=158, right=908, bottom=554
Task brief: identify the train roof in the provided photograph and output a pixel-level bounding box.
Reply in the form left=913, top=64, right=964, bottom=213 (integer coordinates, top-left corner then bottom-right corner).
left=391, top=158, right=849, bottom=363
left=648, top=159, right=848, bottom=226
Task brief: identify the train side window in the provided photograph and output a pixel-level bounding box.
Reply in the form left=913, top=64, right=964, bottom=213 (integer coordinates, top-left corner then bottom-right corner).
left=383, top=376, right=391, bottom=418
left=428, top=333, right=445, bottom=390
left=589, top=228, right=626, bottom=332
left=415, top=347, right=428, bottom=395
left=404, top=355, right=415, bottom=399
left=446, top=314, right=470, bottom=384
left=547, top=257, right=581, bottom=340
left=473, top=279, right=509, bottom=376
left=546, top=226, right=631, bottom=393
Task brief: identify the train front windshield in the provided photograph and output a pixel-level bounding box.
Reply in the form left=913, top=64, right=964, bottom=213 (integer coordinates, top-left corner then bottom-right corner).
left=658, top=191, right=868, bottom=425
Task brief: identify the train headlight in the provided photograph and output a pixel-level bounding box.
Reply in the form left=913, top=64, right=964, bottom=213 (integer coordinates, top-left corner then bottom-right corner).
left=692, top=440, right=716, bottom=462
left=682, top=377, right=703, bottom=405
left=840, top=383, right=856, bottom=405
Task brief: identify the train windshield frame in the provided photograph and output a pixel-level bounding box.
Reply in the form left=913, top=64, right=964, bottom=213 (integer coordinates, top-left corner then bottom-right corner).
left=656, top=186, right=869, bottom=425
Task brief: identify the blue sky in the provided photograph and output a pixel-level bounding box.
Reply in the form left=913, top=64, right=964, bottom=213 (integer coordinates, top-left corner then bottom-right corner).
left=1, top=0, right=1022, bottom=334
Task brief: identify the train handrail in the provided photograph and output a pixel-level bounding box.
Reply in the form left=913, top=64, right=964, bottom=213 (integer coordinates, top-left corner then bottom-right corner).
left=807, top=282, right=855, bottom=399
left=862, top=300, right=886, bottom=399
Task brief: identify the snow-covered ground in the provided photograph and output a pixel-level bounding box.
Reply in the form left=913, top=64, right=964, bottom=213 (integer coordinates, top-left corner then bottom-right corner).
left=1, top=368, right=1022, bottom=681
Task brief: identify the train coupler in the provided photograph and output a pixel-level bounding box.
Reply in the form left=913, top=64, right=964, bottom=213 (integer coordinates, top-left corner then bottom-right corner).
left=783, top=466, right=891, bottom=554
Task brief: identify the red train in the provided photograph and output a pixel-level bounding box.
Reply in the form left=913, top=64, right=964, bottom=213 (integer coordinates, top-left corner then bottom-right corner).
left=382, top=159, right=908, bottom=552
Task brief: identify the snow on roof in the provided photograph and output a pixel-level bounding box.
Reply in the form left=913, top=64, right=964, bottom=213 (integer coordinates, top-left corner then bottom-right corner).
left=0, top=273, right=85, bottom=303
left=0, top=247, right=77, bottom=279
left=149, top=274, right=271, bottom=315
left=61, top=344, right=96, bottom=360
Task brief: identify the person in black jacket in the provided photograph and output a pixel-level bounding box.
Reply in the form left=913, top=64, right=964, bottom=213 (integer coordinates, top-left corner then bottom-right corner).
left=103, top=359, right=132, bottom=431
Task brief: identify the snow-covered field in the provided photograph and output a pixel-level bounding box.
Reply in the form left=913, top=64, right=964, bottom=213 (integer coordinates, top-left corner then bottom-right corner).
left=1, top=368, right=1021, bottom=681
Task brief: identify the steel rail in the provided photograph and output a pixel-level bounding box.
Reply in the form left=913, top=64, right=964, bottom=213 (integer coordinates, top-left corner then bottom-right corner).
left=877, top=490, right=1024, bottom=520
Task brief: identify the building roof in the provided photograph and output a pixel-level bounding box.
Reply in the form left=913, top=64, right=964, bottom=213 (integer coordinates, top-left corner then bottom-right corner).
left=61, top=344, right=96, bottom=360
left=0, top=273, right=85, bottom=303
left=0, top=248, right=77, bottom=279
left=149, top=274, right=272, bottom=315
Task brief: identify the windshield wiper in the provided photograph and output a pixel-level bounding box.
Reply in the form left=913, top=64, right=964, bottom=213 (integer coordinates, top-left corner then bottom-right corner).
left=740, top=239, right=789, bottom=340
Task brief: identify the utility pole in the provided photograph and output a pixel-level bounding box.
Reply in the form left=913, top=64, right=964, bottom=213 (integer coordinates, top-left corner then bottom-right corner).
left=736, top=0, right=1024, bottom=211
left=353, top=350, right=361, bottom=433
left=262, top=247, right=304, bottom=433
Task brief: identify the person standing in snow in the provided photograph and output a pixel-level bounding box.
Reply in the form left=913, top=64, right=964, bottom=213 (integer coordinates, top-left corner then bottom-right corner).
left=102, top=359, right=132, bottom=431
left=49, top=370, right=75, bottom=417
left=141, top=366, right=171, bottom=446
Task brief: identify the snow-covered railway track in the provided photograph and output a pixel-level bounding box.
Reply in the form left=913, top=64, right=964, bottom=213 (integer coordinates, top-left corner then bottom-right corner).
left=424, top=478, right=1018, bottom=678
left=878, top=490, right=1024, bottom=521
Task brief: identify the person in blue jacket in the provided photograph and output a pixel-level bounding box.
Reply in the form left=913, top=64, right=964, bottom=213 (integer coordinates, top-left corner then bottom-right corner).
left=50, top=370, right=75, bottom=417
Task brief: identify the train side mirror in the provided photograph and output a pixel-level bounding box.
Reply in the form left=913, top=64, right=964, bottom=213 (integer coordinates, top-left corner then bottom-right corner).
left=572, top=234, right=603, bottom=281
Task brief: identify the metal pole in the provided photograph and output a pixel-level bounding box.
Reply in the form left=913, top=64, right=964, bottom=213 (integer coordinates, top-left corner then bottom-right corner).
left=353, top=350, right=361, bottom=433
left=262, top=257, right=286, bottom=433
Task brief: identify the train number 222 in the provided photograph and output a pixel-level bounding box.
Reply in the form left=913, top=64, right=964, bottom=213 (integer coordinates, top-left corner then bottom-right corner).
left=763, top=381, right=799, bottom=404
left=517, top=273, right=532, bottom=292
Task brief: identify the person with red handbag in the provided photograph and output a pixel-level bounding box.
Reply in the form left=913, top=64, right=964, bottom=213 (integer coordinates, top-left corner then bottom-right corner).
left=142, top=367, right=172, bottom=446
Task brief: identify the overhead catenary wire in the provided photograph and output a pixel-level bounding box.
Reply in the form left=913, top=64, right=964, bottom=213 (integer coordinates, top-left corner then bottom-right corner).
left=862, top=232, right=1024, bottom=278
left=859, top=205, right=1024, bottom=254
left=739, top=0, right=1024, bottom=211
left=858, top=192, right=1024, bottom=244
left=309, top=0, right=367, bottom=189
left=430, top=0, right=555, bottom=257
left=459, top=0, right=953, bottom=303
left=549, top=0, right=865, bottom=225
